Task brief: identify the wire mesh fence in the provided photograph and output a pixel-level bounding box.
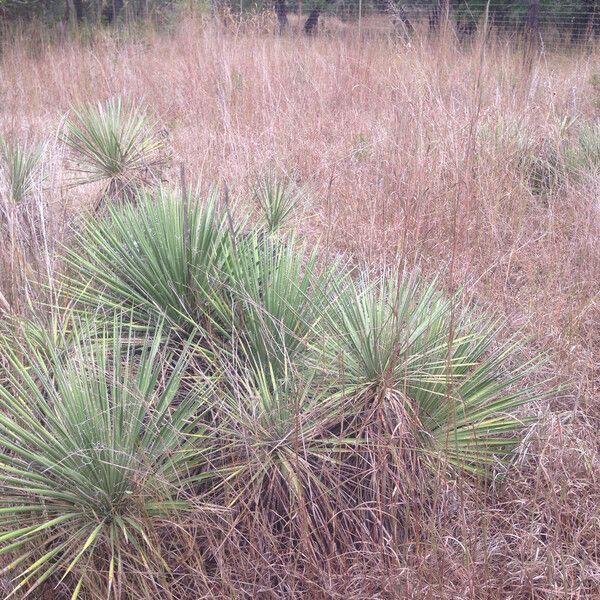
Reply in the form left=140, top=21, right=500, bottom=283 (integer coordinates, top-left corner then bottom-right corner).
left=220, top=0, right=600, bottom=46
left=4, top=1, right=600, bottom=49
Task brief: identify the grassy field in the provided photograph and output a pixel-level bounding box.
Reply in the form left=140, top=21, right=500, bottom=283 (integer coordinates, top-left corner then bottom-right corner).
left=0, top=15, right=599, bottom=599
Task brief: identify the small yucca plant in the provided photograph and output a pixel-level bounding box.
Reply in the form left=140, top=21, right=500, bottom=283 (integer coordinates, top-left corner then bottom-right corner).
left=564, top=122, right=600, bottom=175
left=253, top=176, right=303, bottom=233
left=209, top=345, right=356, bottom=556
left=0, top=137, right=42, bottom=207
left=64, top=191, right=335, bottom=375
left=0, top=318, right=211, bottom=599
left=62, top=97, right=167, bottom=208
left=0, top=138, right=44, bottom=315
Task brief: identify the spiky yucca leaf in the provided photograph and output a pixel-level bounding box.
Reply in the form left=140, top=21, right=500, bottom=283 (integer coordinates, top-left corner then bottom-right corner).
left=0, top=137, right=42, bottom=205
left=0, top=318, right=211, bottom=598
left=253, top=176, right=303, bottom=233
left=319, top=272, right=546, bottom=476
left=62, top=97, right=166, bottom=205
left=63, top=187, right=235, bottom=342
left=227, top=233, right=335, bottom=377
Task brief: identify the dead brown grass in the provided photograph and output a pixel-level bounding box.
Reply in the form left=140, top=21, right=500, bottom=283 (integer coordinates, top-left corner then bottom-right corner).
left=1, top=16, right=599, bottom=599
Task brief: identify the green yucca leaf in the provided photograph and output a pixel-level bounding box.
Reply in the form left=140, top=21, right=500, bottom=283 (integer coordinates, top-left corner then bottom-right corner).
left=62, top=97, right=166, bottom=204
left=253, top=176, right=303, bottom=233
left=319, top=271, right=548, bottom=476
left=227, top=233, right=336, bottom=378
left=63, top=186, right=236, bottom=343
left=0, top=136, right=42, bottom=205
left=0, top=316, right=212, bottom=597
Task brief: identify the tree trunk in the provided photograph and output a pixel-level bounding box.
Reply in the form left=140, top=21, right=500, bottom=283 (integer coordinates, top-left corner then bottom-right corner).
left=303, top=0, right=336, bottom=36
left=104, top=0, right=124, bottom=23
left=394, top=4, right=414, bottom=37
left=524, top=0, right=540, bottom=63
left=491, top=4, right=509, bottom=32
left=525, top=0, right=539, bottom=37
left=275, top=0, right=288, bottom=33
left=61, top=0, right=71, bottom=37
left=304, top=7, right=320, bottom=35
left=73, top=0, right=84, bottom=22
left=62, top=0, right=71, bottom=26
left=383, top=1, right=414, bottom=38
left=525, top=0, right=540, bottom=49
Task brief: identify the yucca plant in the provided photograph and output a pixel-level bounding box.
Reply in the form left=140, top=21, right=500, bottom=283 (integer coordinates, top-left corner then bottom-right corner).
left=64, top=187, right=329, bottom=368
left=62, top=97, right=167, bottom=208
left=63, top=186, right=235, bottom=344
left=209, top=346, right=358, bottom=557
left=0, top=137, right=42, bottom=207
left=318, top=271, right=547, bottom=477
left=226, top=233, right=336, bottom=378
left=56, top=178, right=549, bottom=568
left=0, top=317, right=212, bottom=599
left=63, top=188, right=544, bottom=479
left=564, top=121, right=600, bottom=175
left=0, top=137, right=43, bottom=315
left=253, top=176, right=303, bottom=234
left=520, top=145, right=564, bottom=196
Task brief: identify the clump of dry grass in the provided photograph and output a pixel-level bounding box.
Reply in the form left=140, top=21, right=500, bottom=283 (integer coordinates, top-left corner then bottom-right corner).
left=0, top=15, right=599, bottom=599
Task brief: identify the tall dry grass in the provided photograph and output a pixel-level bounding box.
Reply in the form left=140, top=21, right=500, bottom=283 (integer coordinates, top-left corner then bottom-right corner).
left=1, top=16, right=599, bottom=598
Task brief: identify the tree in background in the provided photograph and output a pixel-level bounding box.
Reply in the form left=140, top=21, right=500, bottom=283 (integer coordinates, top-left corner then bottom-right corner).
left=274, top=0, right=288, bottom=31
left=0, top=0, right=156, bottom=25
left=1, top=0, right=600, bottom=43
